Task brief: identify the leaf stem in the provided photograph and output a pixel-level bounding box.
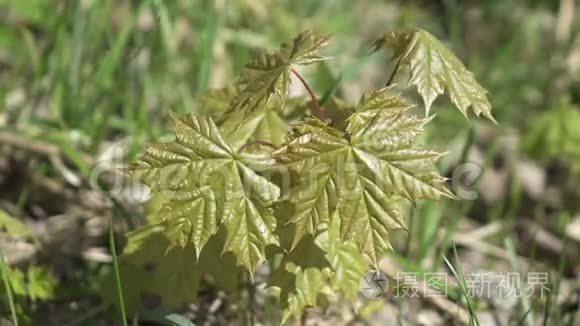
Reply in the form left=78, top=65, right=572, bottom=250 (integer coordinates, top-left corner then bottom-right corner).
left=290, top=67, right=324, bottom=120
left=385, top=58, right=402, bottom=87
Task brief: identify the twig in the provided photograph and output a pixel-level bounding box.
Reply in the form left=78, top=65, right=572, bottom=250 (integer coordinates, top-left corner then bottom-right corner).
left=290, top=67, right=325, bottom=120
left=459, top=221, right=503, bottom=241
left=453, top=234, right=521, bottom=265
left=0, top=132, right=59, bottom=156
left=0, top=131, right=135, bottom=228
left=0, top=132, right=89, bottom=186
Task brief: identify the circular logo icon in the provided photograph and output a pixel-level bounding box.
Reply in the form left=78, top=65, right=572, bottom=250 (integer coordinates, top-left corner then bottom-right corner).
left=359, top=270, right=389, bottom=299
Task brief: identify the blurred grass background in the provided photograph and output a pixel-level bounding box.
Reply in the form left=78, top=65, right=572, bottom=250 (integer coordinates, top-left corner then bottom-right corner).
left=0, top=0, right=579, bottom=325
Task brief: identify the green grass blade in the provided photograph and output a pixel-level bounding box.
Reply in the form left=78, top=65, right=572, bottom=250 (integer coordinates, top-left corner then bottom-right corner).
left=0, top=247, right=18, bottom=326
left=109, top=217, right=128, bottom=326
left=504, top=237, right=535, bottom=326
left=443, top=246, right=480, bottom=326
left=516, top=301, right=538, bottom=326
left=150, top=0, right=176, bottom=56
left=196, top=4, right=219, bottom=92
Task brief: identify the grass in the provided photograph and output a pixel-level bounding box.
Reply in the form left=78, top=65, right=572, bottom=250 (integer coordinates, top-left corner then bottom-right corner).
left=443, top=246, right=480, bottom=326
left=0, top=247, right=18, bottom=326
left=505, top=237, right=535, bottom=325
left=109, top=215, right=128, bottom=326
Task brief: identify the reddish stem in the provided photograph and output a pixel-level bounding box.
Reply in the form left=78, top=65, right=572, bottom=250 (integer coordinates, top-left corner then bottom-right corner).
left=290, top=67, right=324, bottom=120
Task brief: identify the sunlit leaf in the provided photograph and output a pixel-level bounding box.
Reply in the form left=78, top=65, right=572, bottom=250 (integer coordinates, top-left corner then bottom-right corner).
left=228, top=30, right=330, bottom=117
left=122, top=27, right=492, bottom=320
left=127, top=114, right=280, bottom=273
left=271, top=213, right=369, bottom=323
left=317, top=211, right=368, bottom=301
left=275, top=90, right=452, bottom=264
left=200, top=85, right=291, bottom=148
left=373, top=29, right=495, bottom=122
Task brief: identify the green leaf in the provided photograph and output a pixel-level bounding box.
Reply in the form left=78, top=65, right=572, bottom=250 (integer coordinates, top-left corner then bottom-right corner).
left=228, top=30, right=330, bottom=117
left=1, top=264, right=56, bottom=301
left=275, top=91, right=451, bottom=264
left=127, top=114, right=280, bottom=273
left=102, top=226, right=202, bottom=314
left=221, top=106, right=289, bottom=149
left=524, top=99, right=580, bottom=173
left=318, top=211, right=368, bottom=301
left=155, top=186, right=218, bottom=254
left=102, top=226, right=242, bottom=315
left=222, top=197, right=278, bottom=277
left=373, top=29, right=495, bottom=122
left=198, top=84, right=239, bottom=118
left=200, top=85, right=291, bottom=148
left=271, top=213, right=369, bottom=323
left=269, top=236, right=333, bottom=324
left=346, top=87, right=411, bottom=133
left=283, top=264, right=332, bottom=323
left=26, top=266, right=56, bottom=301
left=6, top=268, right=26, bottom=297
left=0, top=209, right=32, bottom=238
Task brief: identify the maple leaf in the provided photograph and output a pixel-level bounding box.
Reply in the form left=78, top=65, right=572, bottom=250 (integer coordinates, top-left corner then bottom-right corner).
left=198, top=84, right=240, bottom=118
left=373, top=29, right=496, bottom=122
left=126, top=114, right=280, bottom=274
left=346, top=86, right=412, bottom=132
left=101, top=226, right=203, bottom=314
left=221, top=106, right=289, bottom=149
left=269, top=235, right=333, bottom=324
left=320, top=211, right=368, bottom=300
left=102, top=226, right=241, bottom=314
left=274, top=89, right=452, bottom=264
left=270, top=212, right=369, bottom=323
left=228, top=30, right=330, bottom=117
left=200, top=85, right=293, bottom=149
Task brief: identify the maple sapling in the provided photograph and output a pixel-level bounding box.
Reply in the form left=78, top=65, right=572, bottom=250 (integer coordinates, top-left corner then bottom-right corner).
left=119, top=29, right=495, bottom=322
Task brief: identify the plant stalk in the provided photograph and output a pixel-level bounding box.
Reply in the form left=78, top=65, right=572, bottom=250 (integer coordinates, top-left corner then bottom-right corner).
left=385, top=58, right=402, bottom=87
left=290, top=67, right=325, bottom=120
